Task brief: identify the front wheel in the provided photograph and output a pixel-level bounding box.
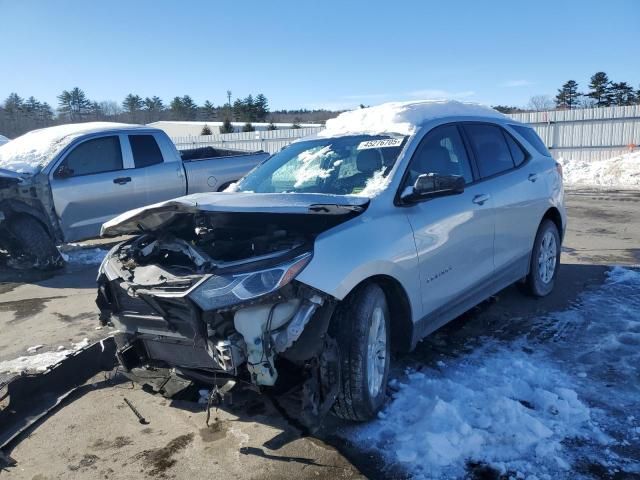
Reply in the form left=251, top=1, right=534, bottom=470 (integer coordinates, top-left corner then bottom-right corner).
left=5, top=215, right=64, bottom=270
left=522, top=219, right=561, bottom=297
left=331, top=283, right=390, bottom=421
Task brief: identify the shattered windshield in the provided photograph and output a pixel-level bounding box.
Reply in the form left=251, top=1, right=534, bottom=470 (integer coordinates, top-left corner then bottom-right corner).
left=236, top=135, right=407, bottom=196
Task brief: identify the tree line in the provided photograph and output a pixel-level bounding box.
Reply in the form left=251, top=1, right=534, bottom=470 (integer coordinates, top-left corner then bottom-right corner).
left=0, top=88, right=335, bottom=138
left=494, top=71, right=640, bottom=113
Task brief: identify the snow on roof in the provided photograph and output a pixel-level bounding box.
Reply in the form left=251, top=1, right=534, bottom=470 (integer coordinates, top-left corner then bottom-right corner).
left=0, top=122, right=137, bottom=174
left=0, top=134, right=9, bottom=146
left=560, top=150, right=640, bottom=189
left=148, top=121, right=322, bottom=127
left=319, top=100, right=507, bottom=137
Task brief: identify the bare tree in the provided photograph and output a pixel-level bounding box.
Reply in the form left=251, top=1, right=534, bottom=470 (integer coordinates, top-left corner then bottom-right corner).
left=528, top=95, right=554, bottom=111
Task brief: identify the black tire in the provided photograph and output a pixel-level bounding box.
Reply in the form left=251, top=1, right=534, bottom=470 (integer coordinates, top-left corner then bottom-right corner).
left=522, top=219, right=560, bottom=297
left=6, top=215, right=64, bottom=270
left=331, top=283, right=391, bottom=421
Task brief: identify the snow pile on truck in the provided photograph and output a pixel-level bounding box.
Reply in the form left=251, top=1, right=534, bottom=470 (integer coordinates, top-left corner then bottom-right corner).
left=319, top=99, right=506, bottom=137
left=0, top=122, right=131, bottom=174
left=560, top=150, right=640, bottom=189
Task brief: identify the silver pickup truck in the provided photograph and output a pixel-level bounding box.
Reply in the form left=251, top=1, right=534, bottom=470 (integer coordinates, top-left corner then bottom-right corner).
left=0, top=122, right=268, bottom=269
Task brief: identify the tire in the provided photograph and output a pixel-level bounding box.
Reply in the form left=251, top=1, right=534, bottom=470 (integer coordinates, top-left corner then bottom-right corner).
left=6, top=215, right=64, bottom=270
left=522, top=219, right=560, bottom=297
left=331, top=283, right=391, bottom=421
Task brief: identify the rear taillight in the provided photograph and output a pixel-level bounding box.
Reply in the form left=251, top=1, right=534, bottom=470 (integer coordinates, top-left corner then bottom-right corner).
left=556, top=162, right=563, bottom=179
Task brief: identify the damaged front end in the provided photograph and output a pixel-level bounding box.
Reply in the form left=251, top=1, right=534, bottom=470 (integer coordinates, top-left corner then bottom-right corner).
left=96, top=194, right=366, bottom=425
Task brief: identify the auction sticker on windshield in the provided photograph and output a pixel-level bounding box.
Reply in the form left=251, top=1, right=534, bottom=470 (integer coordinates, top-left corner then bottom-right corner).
left=357, top=138, right=403, bottom=150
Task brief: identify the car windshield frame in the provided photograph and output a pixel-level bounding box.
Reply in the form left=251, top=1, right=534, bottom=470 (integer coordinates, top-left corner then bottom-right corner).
left=236, top=134, right=408, bottom=197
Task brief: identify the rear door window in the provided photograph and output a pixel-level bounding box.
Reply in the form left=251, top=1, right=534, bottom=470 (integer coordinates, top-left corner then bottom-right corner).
left=503, top=131, right=527, bottom=166
left=464, top=124, right=515, bottom=178
left=62, top=136, right=123, bottom=177
left=510, top=125, right=552, bottom=157
left=130, top=135, right=163, bottom=168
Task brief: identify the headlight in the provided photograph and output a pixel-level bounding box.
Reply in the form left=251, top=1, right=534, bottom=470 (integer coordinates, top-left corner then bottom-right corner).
left=189, top=253, right=312, bottom=310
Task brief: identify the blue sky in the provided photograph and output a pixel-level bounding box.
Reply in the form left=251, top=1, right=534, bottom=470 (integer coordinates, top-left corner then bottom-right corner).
left=1, top=0, right=639, bottom=111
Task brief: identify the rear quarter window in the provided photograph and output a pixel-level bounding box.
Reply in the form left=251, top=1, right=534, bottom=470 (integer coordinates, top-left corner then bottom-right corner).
left=510, top=125, right=552, bottom=157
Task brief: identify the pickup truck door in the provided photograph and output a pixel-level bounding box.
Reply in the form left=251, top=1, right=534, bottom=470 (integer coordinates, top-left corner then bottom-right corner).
left=121, top=133, right=185, bottom=206
left=50, top=134, right=137, bottom=242
left=402, top=124, right=495, bottom=335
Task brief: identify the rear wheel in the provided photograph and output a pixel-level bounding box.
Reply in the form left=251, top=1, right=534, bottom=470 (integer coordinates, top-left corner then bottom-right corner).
left=331, top=283, right=390, bottom=421
left=522, top=219, right=560, bottom=297
left=6, top=215, right=63, bottom=270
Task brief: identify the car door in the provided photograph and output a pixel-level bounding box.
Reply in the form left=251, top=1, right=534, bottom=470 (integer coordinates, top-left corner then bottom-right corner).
left=462, top=123, right=546, bottom=278
left=123, top=133, right=184, bottom=206
left=50, top=134, right=134, bottom=242
left=402, top=124, right=495, bottom=327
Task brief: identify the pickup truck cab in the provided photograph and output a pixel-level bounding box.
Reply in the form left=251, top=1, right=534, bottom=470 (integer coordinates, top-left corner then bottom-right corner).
left=0, top=122, right=268, bottom=268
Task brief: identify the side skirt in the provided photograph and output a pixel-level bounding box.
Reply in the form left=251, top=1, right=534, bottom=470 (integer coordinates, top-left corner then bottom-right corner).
left=411, top=254, right=529, bottom=349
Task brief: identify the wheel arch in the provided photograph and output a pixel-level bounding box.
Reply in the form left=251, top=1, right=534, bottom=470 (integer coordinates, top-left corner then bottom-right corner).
left=0, top=200, right=57, bottom=241
left=341, top=274, right=414, bottom=354
left=541, top=206, right=564, bottom=241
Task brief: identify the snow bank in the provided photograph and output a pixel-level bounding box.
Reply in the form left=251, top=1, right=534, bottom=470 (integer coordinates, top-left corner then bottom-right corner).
left=560, top=151, right=640, bottom=189
left=319, top=100, right=506, bottom=138
left=0, top=122, right=132, bottom=174
left=0, top=134, right=9, bottom=146
left=354, top=346, right=597, bottom=478
left=0, top=338, right=89, bottom=375
left=58, top=244, right=109, bottom=265
left=351, top=266, right=640, bottom=478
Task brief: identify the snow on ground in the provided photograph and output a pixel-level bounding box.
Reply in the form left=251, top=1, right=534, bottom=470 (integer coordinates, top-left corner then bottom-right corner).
left=348, top=267, right=640, bottom=479
left=561, top=150, right=640, bottom=189
left=0, top=338, right=89, bottom=375
left=58, top=244, right=109, bottom=265
left=0, top=122, right=132, bottom=174
left=319, top=100, right=506, bottom=138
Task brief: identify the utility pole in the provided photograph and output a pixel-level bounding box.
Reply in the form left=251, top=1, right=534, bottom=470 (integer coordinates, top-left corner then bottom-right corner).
left=226, top=90, right=232, bottom=107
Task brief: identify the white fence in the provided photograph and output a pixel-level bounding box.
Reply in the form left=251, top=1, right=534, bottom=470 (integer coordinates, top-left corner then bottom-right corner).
left=508, top=105, right=640, bottom=162
left=171, top=105, right=640, bottom=162
left=172, top=127, right=323, bottom=154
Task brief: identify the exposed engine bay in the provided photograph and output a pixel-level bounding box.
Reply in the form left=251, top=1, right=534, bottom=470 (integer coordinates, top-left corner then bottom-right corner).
left=96, top=204, right=364, bottom=426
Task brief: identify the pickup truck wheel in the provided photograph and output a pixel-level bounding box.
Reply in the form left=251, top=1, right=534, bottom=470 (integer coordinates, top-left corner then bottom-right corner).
left=522, top=219, right=560, bottom=297
left=6, top=216, right=64, bottom=270
left=331, top=283, right=390, bottom=421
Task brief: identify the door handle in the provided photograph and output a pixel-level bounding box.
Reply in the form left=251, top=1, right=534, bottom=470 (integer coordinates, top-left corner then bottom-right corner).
left=528, top=173, right=539, bottom=182
left=472, top=194, right=490, bottom=205
left=113, top=176, right=131, bottom=185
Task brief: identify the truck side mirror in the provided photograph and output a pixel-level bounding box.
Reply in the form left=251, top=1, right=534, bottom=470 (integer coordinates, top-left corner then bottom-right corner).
left=54, top=164, right=74, bottom=179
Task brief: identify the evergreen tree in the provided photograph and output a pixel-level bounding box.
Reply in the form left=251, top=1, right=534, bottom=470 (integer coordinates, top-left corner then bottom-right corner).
left=232, top=98, right=244, bottom=121
left=586, top=72, right=611, bottom=107
left=201, top=124, right=212, bottom=135
left=170, top=96, right=185, bottom=120
left=255, top=94, right=269, bottom=121
left=202, top=100, right=216, bottom=119
left=57, top=87, right=92, bottom=121
left=4, top=93, right=24, bottom=114
left=291, top=118, right=302, bottom=129
left=181, top=95, right=198, bottom=120
left=122, top=94, right=143, bottom=122
left=89, top=101, right=104, bottom=120
left=220, top=117, right=234, bottom=134
left=242, top=122, right=255, bottom=132
left=143, top=96, right=164, bottom=122
left=555, top=80, right=580, bottom=109
left=267, top=122, right=277, bottom=130
left=609, top=82, right=636, bottom=106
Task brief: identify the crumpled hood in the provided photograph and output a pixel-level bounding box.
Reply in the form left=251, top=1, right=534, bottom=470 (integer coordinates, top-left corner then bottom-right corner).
left=101, top=192, right=369, bottom=237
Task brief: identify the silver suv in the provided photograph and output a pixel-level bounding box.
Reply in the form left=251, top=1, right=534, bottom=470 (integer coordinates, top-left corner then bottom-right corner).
left=97, top=101, right=565, bottom=424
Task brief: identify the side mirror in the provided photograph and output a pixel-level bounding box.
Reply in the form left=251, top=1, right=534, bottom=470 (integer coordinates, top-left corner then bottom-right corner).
left=54, top=164, right=74, bottom=179
left=400, top=173, right=465, bottom=203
